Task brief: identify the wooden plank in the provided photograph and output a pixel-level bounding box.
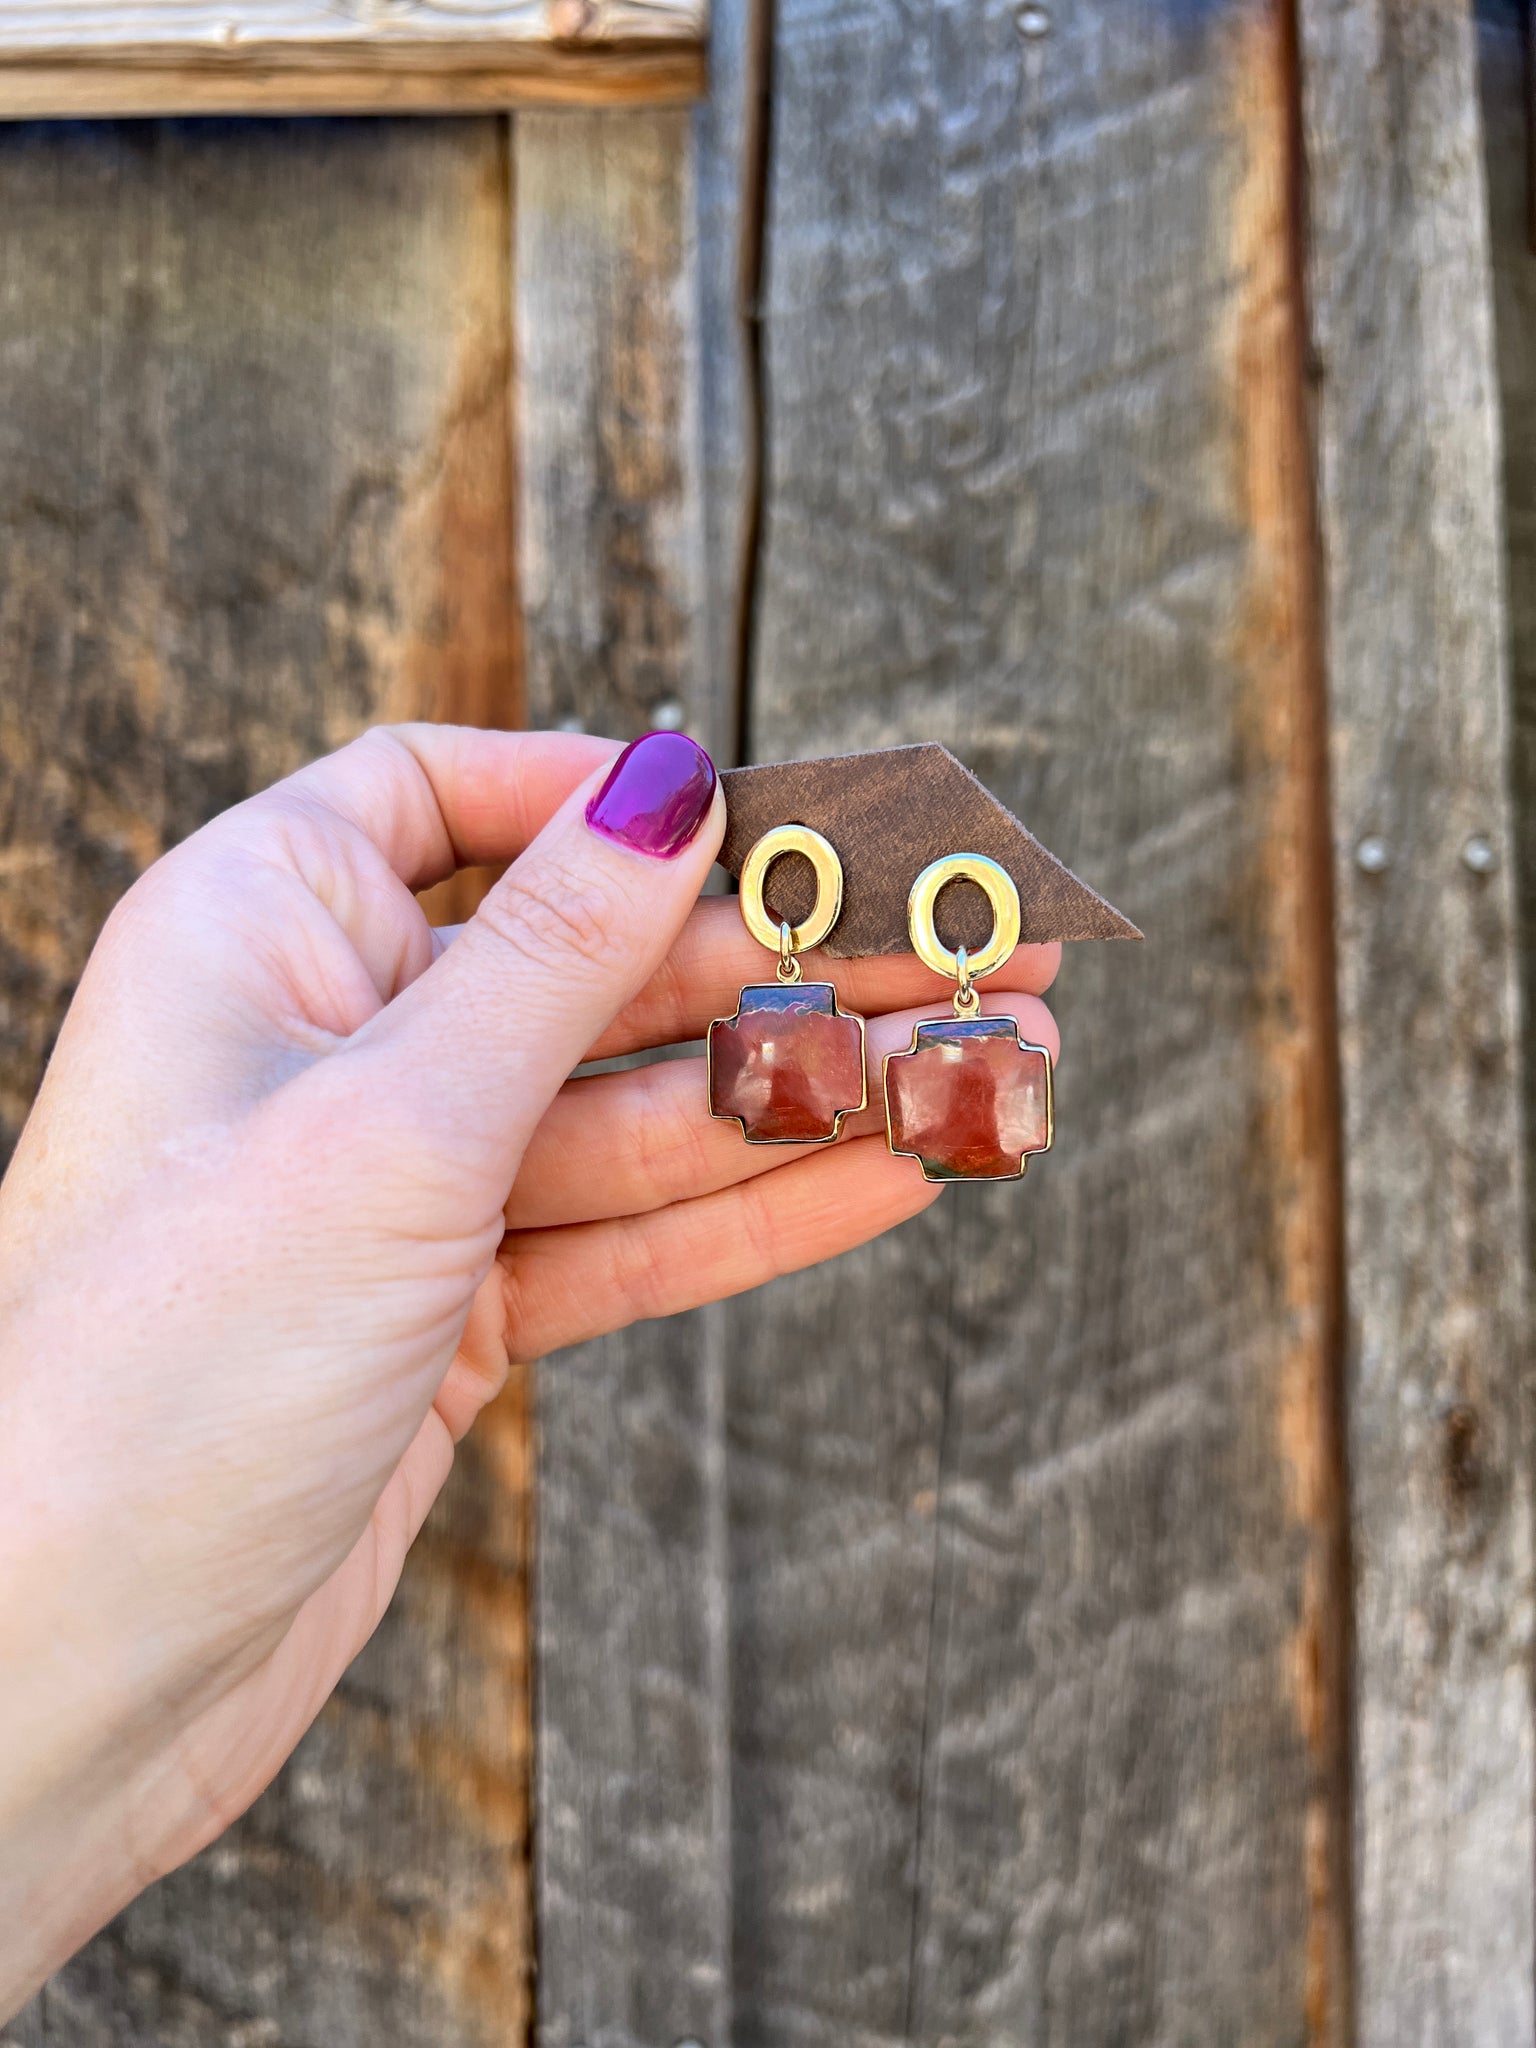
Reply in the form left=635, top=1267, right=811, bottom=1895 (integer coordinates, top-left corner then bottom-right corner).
left=516, top=111, right=721, bottom=756
left=0, top=116, right=529, bottom=2045
left=514, top=98, right=745, bottom=2048
left=1299, top=2, right=1535, bottom=2041
left=0, top=3, right=704, bottom=117
left=724, top=1, right=1346, bottom=2041
left=692, top=0, right=756, bottom=757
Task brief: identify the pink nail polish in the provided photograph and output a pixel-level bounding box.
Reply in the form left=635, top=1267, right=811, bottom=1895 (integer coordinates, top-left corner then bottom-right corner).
left=585, top=731, right=718, bottom=859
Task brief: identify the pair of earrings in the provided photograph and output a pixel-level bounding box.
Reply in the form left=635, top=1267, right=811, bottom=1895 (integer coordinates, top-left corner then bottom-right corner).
left=707, top=825, right=1054, bottom=1182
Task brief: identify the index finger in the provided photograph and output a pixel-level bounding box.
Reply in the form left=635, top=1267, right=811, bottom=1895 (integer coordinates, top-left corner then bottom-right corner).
left=270, top=724, right=622, bottom=889
left=583, top=898, right=1062, bottom=1060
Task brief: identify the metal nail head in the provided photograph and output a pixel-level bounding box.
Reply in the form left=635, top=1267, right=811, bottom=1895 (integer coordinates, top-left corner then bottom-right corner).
left=1461, top=835, right=1497, bottom=875
left=1354, top=835, right=1390, bottom=875
left=1014, top=3, right=1051, bottom=36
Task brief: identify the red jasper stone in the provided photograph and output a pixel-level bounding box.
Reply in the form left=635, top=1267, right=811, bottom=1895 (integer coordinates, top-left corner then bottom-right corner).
left=885, top=1016, right=1052, bottom=1181
left=709, top=983, right=866, bottom=1143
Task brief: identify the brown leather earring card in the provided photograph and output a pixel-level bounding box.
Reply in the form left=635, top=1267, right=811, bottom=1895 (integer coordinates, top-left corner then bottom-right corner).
left=718, top=743, right=1141, bottom=960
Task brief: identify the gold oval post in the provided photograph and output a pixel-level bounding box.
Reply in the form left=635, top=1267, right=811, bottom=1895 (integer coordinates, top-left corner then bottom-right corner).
left=739, top=824, right=845, bottom=966
left=907, top=853, right=1022, bottom=1011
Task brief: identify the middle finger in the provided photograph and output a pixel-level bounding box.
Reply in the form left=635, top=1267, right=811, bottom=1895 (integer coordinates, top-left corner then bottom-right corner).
left=506, top=988, right=1060, bottom=1230
left=436, top=896, right=1062, bottom=1062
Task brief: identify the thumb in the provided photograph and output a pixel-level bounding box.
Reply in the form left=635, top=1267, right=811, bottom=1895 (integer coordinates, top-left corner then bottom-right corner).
left=347, top=730, right=723, bottom=1193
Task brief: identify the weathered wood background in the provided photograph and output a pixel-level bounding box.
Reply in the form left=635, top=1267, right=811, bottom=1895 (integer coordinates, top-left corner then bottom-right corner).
left=1, top=1, right=1532, bottom=2043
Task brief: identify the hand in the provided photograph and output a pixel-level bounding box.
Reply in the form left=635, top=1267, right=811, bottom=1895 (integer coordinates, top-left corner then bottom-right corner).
left=0, top=726, right=1058, bottom=2011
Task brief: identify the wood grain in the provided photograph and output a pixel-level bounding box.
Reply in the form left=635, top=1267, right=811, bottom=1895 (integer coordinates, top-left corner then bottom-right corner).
left=0, top=2, right=705, bottom=116
left=722, top=1, right=1346, bottom=2041
left=513, top=100, right=745, bottom=2048
left=515, top=111, right=720, bottom=755
left=0, top=4, right=1527, bottom=2040
left=1299, top=1, right=1535, bottom=2040
left=0, top=116, right=529, bottom=2045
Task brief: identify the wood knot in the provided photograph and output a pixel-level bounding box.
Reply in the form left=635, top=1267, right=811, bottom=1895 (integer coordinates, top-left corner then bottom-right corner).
left=548, top=0, right=599, bottom=40
left=1442, top=1402, right=1481, bottom=1507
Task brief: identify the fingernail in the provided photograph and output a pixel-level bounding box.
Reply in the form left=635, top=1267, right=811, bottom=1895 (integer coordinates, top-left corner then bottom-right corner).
left=585, top=731, right=718, bottom=859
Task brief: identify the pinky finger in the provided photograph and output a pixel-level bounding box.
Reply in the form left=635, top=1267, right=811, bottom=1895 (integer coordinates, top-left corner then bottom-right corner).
left=499, top=1137, right=940, bottom=1360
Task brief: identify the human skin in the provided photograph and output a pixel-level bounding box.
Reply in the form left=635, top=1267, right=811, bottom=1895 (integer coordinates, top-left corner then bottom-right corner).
left=0, top=725, right=1058, bottom=2012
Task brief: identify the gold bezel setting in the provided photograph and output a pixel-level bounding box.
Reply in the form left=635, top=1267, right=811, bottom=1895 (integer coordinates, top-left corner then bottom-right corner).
left=707, top=982, right=869, bottom=1146
left=883, top=1014, right=1054, bottom=1183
